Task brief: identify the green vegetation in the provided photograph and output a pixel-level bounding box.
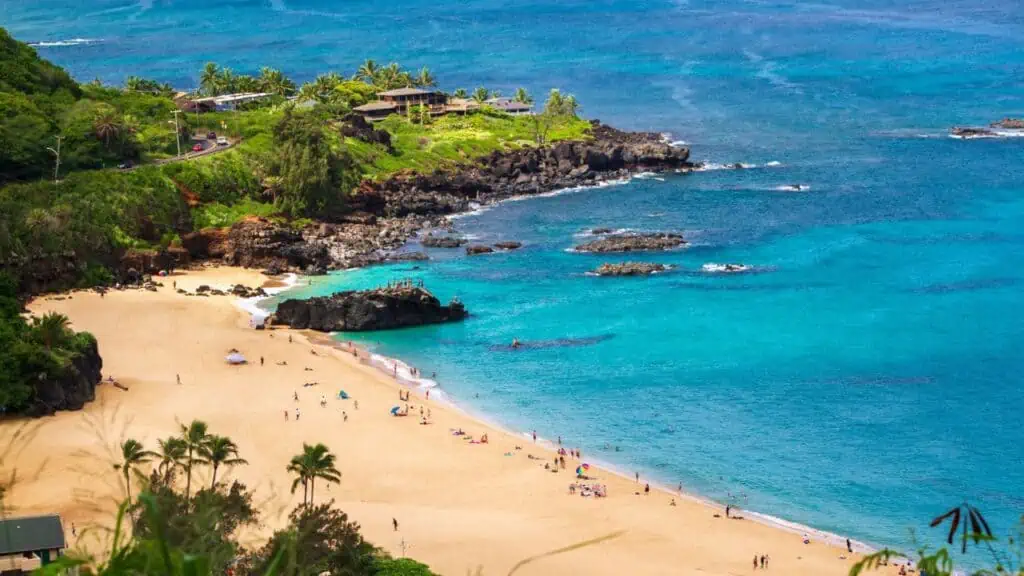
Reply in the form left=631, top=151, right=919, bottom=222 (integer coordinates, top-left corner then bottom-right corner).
left=850, top=503, right=1023, bottom=576
left=0, top=25, right=592, bottom=294
left=32, top=421, right=440, bottom=576
left=0, top=274, right=99, bottom=414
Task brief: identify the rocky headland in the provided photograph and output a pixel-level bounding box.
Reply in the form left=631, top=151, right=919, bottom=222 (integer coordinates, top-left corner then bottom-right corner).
left=164, top=122, right=690, bottom=278
left=575, top=232, right=686, bottom=253
left=270, top=285, right=467, bottom=332
left=593, top=262, right=669, bottom=276
left=25, top=336, right=104, bottom=417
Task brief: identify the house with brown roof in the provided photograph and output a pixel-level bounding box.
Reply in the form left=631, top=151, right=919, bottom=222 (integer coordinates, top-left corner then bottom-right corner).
left=354, top=87, right=449, bottom=120
left=485, top=97, right=533, bottom=116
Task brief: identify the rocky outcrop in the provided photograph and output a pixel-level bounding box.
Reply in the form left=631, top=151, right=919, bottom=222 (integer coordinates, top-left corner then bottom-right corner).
left=594, top=262, right=668, bottom=276
left=385, top=251, right=429, bottom=262
left=24, top=335, right=104, bottom=417
left=340, top=113, right=393, bottom=150
left=575, top=233, right=685, bottom=253
left=271, top=286, right=467, bottom=332
left=231, top=284, right=268, bottom=298
left=990, top=118, right=1024, bottom=129
left=951, top=127, right=997, bottom=138
left=353, top=120, right=692, bottom=219
left=591, top=227, right=613, bottom=235
left=421, top=235, right=467, bottom=248
left=466, top=245, right=494, bottom=256
left=494, top=241, right=522, bottom=250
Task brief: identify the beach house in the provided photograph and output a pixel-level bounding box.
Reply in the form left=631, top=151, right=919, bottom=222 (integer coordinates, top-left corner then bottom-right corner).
left=354, top=87, right=449, bottom=120
left=485, top=97, right=533, bottom=116
left=0, top=514, right=66, bottom=572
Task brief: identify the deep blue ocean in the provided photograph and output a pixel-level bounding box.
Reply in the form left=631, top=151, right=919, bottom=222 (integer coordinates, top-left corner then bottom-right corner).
left=8, top=0, right=1024, bottom=560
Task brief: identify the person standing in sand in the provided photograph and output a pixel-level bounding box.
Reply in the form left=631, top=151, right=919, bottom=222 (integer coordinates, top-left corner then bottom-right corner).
left=532, top=430, right=537, bottom=442
left=726, top=504, right=731, bottom=518
left=393, top=518, right=399, bottom=531
left=635, top=472, right=640, bottom=483
left=753, top=555, right=758, bottom=570
left=260, top=356, right=264, bottom=366
left=295, top=407, right=300, bottom=421
left=846, top=538, right=852, bottom=553
left=284, top=410, right=288, bottom=421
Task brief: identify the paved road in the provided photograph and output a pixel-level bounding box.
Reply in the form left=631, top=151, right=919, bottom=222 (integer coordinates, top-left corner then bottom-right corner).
left=129, top=134, right=237, bottom=169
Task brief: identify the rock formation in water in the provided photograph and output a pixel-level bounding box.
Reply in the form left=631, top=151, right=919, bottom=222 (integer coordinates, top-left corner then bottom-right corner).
left=493, top=241, right=522, bottom=250
left=421, top=235, right=468, bottom=248
left=24, top=336, right=104, bottom=417
left=271, top=286, right=467, bottom=332
left=465, top=245, right=494, bottom=256
left=594, top=262, right=668, bottom=276
left=575, top=232, right=685, bottom=253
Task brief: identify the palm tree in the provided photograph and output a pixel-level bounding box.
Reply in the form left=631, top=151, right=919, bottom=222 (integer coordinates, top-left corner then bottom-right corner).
left=179, top=420, right=210, bottom=502
left=235, top=74, right=261, bottom=93
left=413, top=66, right=435, bottom=88
left=200, top=62, right=220, bottom=96
left=544, top=88, right=565, bottom=115
left=201, top=435, right=247, bottom=489
left=355, top=59, right=380, bottom=83
left=514, top=87, right=534, bottom=105
left=156, top=436, right=187, bottom=482
left=259, top=67, right=296, bottom=97
left=287, top=443, right=341, bottom=507
left=93, top=111, right=123, bottom=148
left=31, top=312, right=70, bottom=349
left=218, top=68, right=237, bottom=95
left=453, top=88, right=468, bottom=99
left=125, top=76, right=144, bottom=92
left=472, top=87, right=490, bottom=103
left=113, top=438, right=156, bottom=504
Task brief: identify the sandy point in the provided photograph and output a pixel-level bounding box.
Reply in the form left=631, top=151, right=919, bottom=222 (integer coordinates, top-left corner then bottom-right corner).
left=1, top=266, right=900, bottom=576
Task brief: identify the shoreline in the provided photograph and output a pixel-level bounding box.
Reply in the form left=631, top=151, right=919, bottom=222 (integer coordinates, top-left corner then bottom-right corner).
left=256, top=273, right=887, bottom=559
left=7, top=266, right=905, bottom=575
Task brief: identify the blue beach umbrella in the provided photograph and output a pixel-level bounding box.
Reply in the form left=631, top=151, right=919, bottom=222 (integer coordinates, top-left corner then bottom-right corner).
left=390, top=406, right=400, bottom=415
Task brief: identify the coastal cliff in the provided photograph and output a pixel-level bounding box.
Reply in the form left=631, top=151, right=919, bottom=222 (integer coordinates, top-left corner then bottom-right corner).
left=271, top=286, right=467, bottom=332
left=23, top=335, right=104, bottom=417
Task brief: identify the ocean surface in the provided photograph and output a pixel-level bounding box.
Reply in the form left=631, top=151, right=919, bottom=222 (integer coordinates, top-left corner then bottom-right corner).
left=8, top=0, right=1024, bottom=562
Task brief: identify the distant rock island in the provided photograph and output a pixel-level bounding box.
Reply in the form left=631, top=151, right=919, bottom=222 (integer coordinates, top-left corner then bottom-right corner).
left=950, top=118, right=1024, bottom=138
left=270, top=285, right=467, bottom=332
left=593, top=262, right=669, bottom=276
left=575, top=232, right=685, bottom=253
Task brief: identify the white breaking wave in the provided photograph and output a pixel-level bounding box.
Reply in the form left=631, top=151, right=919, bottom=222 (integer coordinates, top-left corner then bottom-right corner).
left=949, top=129, right=1024, bottom=140
left=702, top=263, right=753, bottom=273
left=773, top=184, right=811, bottom=192
left=688, top=160, right=783, bottom=172
left=30, top=38, right=102, bottom=47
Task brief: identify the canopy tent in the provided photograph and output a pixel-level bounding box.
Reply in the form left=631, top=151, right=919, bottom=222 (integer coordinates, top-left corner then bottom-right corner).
left=337, top=390, right=350, bottom=399
left=225, top=352, right=247, bottom=365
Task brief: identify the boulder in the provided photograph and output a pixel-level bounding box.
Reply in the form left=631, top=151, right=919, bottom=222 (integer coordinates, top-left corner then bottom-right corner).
left=493, top=241, right=522, bottom=250
left=990, top=118, right=1024, bottom=129
left=271, top=286, right=468, bottom=332
left=591, top=227, right=613, bottom=235
left=594, top=262, right=668, bottom=276
left=422, top=235, right=468, bottom=248
left=466, top=245, right=494, bottom=256
left=575, top=232, right=686, bottom=253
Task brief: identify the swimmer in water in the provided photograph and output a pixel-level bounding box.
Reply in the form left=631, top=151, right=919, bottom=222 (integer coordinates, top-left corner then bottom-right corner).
left=512, top=338, right=521, bottom=349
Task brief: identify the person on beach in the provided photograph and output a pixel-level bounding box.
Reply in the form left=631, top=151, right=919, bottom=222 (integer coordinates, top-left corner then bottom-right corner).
left=354, top=400, right=359, bottom=410
left=393, top=518, right=399, bottom=531
left=176, top=374, right=181, bottom=385
left=678, top=482, right=683, bottom=493
left=288, top=335, right=292, bottom=343
left=753, top=555, right=759, bottom=570
left=726, top=504, right=731, bottom=518
left=644, top=483, right=650, bottom=495
left=320, top=395, right=327, bottom=408
left=635, top=472, right=640, bottom=483
left=294, top=391, right=299, bottom=401
left=426, top=389, right=430, bottom=400
left=558, top=436, right=562, bottom=446
left=760, top=555, right=765, bottom=568
left=284, top=409, right=288, bottom=421
left=343, top=411, right=348, bottom=422
left=532, top=430, right=537, bottom=442
left=670, top=498, right=676, bottom=506
left=295, top=407, right=300, bottom=421
left=846, top=538, right=852, bottom=553
left=260, top=356, right=264, bottom=366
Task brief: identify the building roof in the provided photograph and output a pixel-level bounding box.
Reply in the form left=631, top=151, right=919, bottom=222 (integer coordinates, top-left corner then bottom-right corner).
left=353, top=101, right=399, bottom=112
left=0, top=515, right=65, bottom=556
left=191, top=92, right=271, bottom=105
left=378, top=87, right=431, bottom=97
left=491, top=100, right=532, bottom=111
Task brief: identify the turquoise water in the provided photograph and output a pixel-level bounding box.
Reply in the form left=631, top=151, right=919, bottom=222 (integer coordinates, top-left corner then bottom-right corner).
left=8, top=0, right=1024, bottom=560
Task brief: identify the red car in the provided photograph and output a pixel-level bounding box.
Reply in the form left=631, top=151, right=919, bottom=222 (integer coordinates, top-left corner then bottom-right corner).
left=192, top=143, right=203, bottom=152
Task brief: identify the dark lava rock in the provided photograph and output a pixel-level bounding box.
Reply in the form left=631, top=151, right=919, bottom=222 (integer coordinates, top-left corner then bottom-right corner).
left=494, top=241, right=522, bottom=251
left=575, top=233, right=685, bottom=253
left=591, top=227, right=613, bottom=235
left=990, top=118, right=1024, bottom=129
left=466, top=245, right=495, bottom=256
left=23, top=335, right=103, bottom=417
left=951, top=127, right=996, bottom=138
left=386, top=251, right=429, bottom=262
left=422, top=235, right=468, bottom=248
left=594, top=262, right=668, bottom=276
left=340, top=113, right=393, bottom=150
left=271, top=286, right=467, bottom=332
left=231, top=284, right=267, bottom=298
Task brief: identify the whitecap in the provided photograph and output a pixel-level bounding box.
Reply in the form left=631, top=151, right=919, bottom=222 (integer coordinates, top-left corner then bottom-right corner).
left=30, top=38, right=102, bottom=47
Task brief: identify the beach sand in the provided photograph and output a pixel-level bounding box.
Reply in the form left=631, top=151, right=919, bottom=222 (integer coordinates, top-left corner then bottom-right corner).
left=2, top=267, right=898, bottom=576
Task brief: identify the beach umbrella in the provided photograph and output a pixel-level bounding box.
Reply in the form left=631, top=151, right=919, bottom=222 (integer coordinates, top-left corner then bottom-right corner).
left=576, top=466, right=584, bottom=476
left=390, top=406, right=400, bottom=415
left=338, top=390, right=349, bottom=399
left=582, top=463, right=591, bottom=470
left=225, top=352, right=246, bottom=365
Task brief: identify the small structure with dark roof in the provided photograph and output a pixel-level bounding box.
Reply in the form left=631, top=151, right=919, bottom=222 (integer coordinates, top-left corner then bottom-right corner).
left=0, top=514, right=66, bottom=571
left=485, top=97, right=533, bottom=116
left=377, top=87, right=447, bottom=116
left=352, top=100, right=399, bottom=121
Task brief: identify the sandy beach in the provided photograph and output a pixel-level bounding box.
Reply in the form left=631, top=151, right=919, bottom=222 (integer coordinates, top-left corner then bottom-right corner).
left=2, top=267, right=899, bottom=576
